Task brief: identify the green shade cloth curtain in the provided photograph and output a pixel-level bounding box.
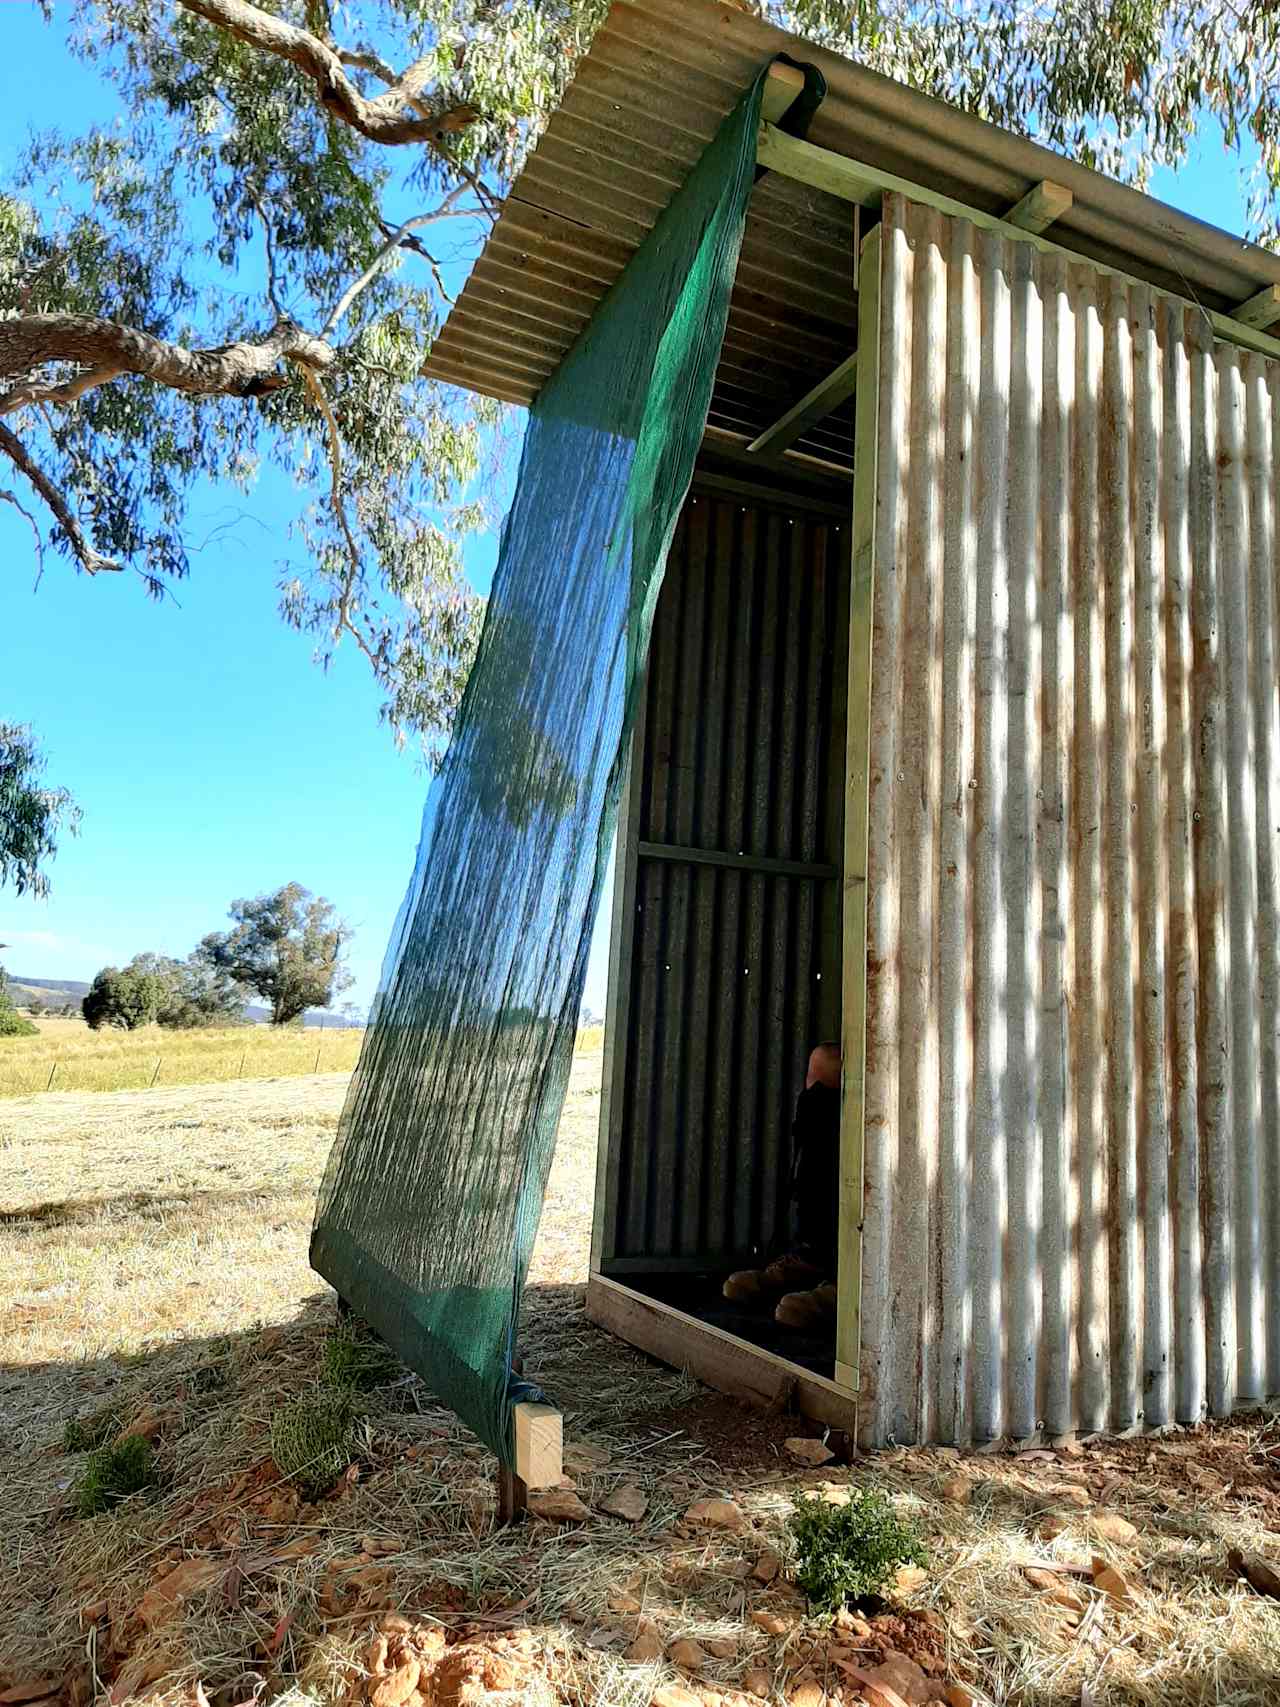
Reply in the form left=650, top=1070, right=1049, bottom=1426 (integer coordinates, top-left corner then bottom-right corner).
left=311, top=63, right=780, bottom=1464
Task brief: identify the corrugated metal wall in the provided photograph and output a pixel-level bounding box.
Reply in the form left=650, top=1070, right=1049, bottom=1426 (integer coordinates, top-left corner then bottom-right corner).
left=601, top=475, right=849, bottom=1269
left=861, top=191, right=1280, bottom=1444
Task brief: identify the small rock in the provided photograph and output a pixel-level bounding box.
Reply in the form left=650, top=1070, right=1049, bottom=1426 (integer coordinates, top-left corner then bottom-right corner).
left=626, top=1630, right=665, bottom=1664
left=814, top=1484, right=852, bottom=1506
left=686, top=1498, right=747, bottom=1531
left=940, top=1475, right=971, bottom=1505
left=1052, top=1485, right=1092, bottom=1508
left=743, top=1673, right=771, bottom=1700
left=136, top=1557, right=225, bottom=1630
left=1024, top=1566, right=1086, bottom=1613
left=752, top=1552, right=782, bottom=1585
left=835, top=1608, right=872, bottom=1639
left=370, top=1659, right=420, bottom=1707
left=750, top=1610, right=794, bottom=1636
left=1091, top=1512, right=1137, bottom=1546
left=651, top=1688, right=701, bottom=1707
left=601, top=1484, right=648, bottom=1523
left=1230, top=1548, right=1280, bottom=1599
left=1091, top=1560, right=1133, bottom=1602
left=668, top=1640, right=709, bottom=1673
left=894, top=1564, right=929, bottom=1594
left=702, top=1637, right=737, bottom=1660
left=527, top=1488, right=591, bottom=1523
left=610, top=1590, right=643, bottom=1614
left=785, top=1438, right=835, bottom=1467
left=870, top=1654, right=932, bottom=1705
left=1037, top=1516, right=1069, bottom=1541
left=361, top=1534, right=403, bottom=1557
left=945, top=1689, right=975, bottom=1707
left=787, top=1681, right=827, bottom=1707
left=564, top=1441, right=611, bottom=1474
left=365, top=1635, right=390, bottom=1676
left=113, top=1404, right=174, bottom=1446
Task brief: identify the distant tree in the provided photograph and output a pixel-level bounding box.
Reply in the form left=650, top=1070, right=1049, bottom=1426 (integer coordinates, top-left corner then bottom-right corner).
left=197, top=883, right=353, bottom=1026
left=83, top=951, right=246, bottom=1029
left=0, top=723, right=80, bottom=898
left=26, top=995, right=45, bottom=1016
left=0, top=958, right=38, bottom=1038
left=82, top=962, right=164, bottom=1030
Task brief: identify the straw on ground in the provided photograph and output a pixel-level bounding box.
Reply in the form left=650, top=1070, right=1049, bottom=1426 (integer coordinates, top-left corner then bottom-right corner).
left=2, top=1053, right=1278, bottom=1707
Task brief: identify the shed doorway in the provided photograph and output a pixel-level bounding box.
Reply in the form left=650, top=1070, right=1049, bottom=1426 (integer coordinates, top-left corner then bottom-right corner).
left=589, top=455, right=856, bottom=1413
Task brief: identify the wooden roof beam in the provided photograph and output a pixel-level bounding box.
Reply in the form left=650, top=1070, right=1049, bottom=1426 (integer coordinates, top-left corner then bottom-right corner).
left=761, top=61, right=806, bottom=125
left=1234, top=282, right=1280, bottom=330
left=757, top=124, right=1280, bottom=364
left=747, top=350, right=858, bottom=457
left=1004, top=179, right=1073, bottom=234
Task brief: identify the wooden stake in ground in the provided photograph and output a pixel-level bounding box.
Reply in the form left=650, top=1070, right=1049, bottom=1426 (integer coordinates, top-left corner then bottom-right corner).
left=498, top=1399, right=562, bottom=1523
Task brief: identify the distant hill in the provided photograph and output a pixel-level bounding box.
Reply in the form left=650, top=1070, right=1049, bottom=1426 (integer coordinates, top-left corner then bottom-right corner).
left=7, top=975, right=90, bottom=1008
left=8, top=974, right=362, bottom=1029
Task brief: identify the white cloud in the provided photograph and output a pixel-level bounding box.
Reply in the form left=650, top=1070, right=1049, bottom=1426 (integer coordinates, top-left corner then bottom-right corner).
left=1, top=929, right=67, bottom=952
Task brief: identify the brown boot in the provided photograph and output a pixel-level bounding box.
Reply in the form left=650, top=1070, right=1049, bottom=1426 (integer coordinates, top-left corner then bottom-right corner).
left=723, top=1251, right=824, bottom=1304
left=774, top=1281, right=838, bottom=1329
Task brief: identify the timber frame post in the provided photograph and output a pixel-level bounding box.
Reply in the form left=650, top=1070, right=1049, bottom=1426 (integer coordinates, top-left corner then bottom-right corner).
left=835, top=224, right=882, bottom=1402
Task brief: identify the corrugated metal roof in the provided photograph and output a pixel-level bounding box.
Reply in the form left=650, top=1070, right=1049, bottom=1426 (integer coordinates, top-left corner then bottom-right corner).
left=426, top=0, right=1280, bottom=469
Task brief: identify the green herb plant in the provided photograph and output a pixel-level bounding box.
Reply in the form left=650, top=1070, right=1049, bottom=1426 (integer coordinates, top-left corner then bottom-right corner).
left=73, top=1434, right=156, bottom=1517
left=789, top=1488, right=927, bottom=1615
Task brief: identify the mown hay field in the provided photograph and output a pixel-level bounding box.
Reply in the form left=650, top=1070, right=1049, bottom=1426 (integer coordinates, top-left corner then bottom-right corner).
left=0, top=1018, right=607, bottom=1098
left=0, top=1016, right=366, bottom=1096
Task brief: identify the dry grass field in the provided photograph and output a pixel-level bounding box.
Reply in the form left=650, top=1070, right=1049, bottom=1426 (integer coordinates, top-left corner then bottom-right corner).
left=0, top=1016, right=367, bottom=1097
left=2, top=1053, right=1279, bottom=1707
left=0, top=1019, right=606, bottom=1098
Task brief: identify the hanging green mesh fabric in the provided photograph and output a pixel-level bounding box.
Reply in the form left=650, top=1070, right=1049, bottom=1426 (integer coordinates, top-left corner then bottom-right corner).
left=311, top=62, right=786, bottom=1465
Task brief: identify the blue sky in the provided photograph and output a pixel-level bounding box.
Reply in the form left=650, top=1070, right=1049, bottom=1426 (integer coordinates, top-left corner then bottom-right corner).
left=0, top=4, right=1262, bottom=1014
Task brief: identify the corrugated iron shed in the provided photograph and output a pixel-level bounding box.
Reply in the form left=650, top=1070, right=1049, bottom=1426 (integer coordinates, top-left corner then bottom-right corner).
left=425, top=0, right=1280, bottom=469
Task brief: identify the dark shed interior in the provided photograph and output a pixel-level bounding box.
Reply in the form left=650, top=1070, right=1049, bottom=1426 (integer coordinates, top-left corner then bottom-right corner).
left=593, top=452, right=851, bottom=1378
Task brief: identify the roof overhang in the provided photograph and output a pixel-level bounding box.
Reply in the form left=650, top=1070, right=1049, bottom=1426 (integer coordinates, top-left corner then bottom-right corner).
left=426, top=0, right=1280, bottom=471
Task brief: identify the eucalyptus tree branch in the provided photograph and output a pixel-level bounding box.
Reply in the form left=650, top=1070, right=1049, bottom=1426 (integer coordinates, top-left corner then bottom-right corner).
left=176, top=0, right=478, bottom=148
left=0, top=484, right=46, bottom=586
left=0, top=314, right=334, bottom=414
left=0, top=422, right=119, bottom=574
left=323, top=196, right=467, bottom=336
left=248, top=190, right=285, bottom=317
left=378, top=221, right=455, bottom=306
left=294, top=362, right=363, bottom=648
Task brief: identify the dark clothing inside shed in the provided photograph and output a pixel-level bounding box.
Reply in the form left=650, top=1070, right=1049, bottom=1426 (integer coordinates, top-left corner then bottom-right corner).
left=791, top=1080, right=840, bottom=1267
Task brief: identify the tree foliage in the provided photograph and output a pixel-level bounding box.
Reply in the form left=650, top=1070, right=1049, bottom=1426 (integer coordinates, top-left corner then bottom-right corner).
left=0, top=722, right=80, bottom=899
left=82, top=961, right=165, bottom=1030
left=4, top=0, right=1280, bottom=760
left=197, top=880, right=352, bottom=1024
left=0, top=959, right=39, bottom=1038
left=81, top=949, right=248, bottom=1028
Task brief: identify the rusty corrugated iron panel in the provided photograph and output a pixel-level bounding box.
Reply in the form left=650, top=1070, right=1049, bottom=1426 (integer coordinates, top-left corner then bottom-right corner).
left=604, top=477, right=848, bottom=1266
left=860, top=192, right=1280, bottom=1445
